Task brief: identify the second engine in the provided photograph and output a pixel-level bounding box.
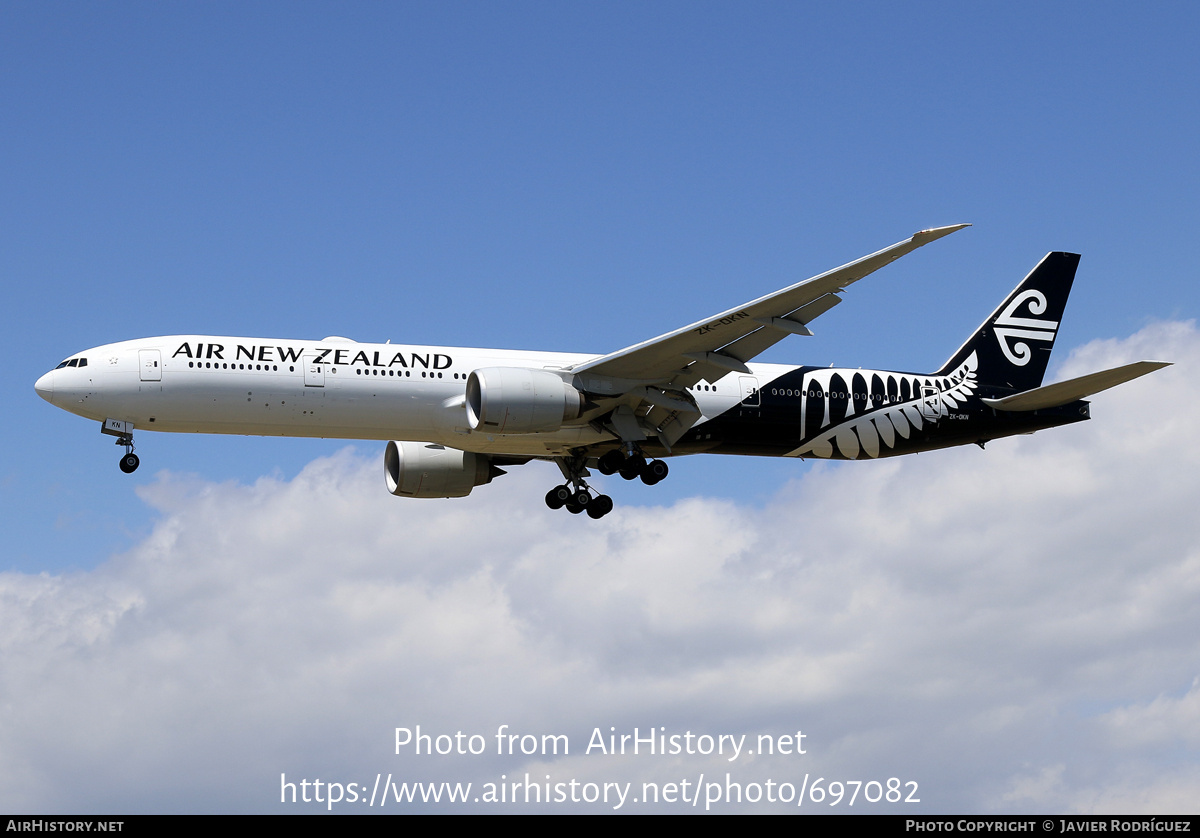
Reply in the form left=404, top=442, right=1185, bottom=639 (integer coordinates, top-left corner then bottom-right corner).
left=384, top=441, right=502, bottom=498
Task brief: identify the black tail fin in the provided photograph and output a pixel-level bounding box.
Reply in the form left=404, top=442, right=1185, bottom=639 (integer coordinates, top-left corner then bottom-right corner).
left=936, top=252, right=1079, bottom=393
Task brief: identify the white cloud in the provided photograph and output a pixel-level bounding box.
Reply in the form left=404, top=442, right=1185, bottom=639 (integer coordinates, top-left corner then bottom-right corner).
left=1, top=322, right=1198, bottom=813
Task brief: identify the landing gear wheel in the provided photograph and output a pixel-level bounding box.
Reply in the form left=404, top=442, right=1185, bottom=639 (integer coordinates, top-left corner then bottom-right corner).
left=545, top=485, right=571, bottom=510
left=553, top=450, right=615, bottom=519
left=597, top=450, right=626, bottom=475
left=119, top=453, right=140, bottom=474
left=619, top=453, right=646, bottom=480
left=586, top=495, right=614, bottom=519
left=641, top=459, right=669, bottom=485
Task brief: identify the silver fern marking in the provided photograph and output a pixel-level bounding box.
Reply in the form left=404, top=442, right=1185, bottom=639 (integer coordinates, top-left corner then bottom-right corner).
left=787, top=352, right=979, bottom=459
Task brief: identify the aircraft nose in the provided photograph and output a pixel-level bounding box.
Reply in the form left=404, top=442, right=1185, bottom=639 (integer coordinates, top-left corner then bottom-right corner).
left=34, top=371, right=54, bottom=403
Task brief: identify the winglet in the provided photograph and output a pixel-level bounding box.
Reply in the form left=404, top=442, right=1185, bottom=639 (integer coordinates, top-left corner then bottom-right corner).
left=912, top=223, right=971, bottom=245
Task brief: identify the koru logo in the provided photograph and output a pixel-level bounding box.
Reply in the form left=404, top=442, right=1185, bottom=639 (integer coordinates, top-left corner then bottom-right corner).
left=993, top=290, right=1058, bottom=366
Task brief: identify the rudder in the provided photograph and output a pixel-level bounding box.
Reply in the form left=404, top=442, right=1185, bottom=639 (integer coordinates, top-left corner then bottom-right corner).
left=936, top=252, right=1079, bottom=392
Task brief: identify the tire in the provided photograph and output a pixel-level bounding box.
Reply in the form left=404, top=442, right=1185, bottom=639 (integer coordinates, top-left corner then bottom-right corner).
left=545, top=485, right=570, bottom=509
left=641, top=459, right=669, bottom=485
left=619, top=453, right=645, bottom=480
left=587, top=495, right=614, bottom=519
left=597, top=450, right=625, bottom=475
left=119, top=453, right=140, bottom=474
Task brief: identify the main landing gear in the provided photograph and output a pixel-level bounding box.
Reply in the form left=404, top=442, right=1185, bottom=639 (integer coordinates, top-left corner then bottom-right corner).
left=596, top=448, right=669, bottom=485
left=546, top=450, right=615, bottom=519
left=545, top=446, right=670, bottom=519
left=544, top=484, right=615, bottom=519
left=101, top=419, right=140, bottom=474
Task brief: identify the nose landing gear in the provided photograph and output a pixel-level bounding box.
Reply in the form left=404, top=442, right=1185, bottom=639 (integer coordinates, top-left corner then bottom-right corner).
left=119, top=448, right=140, bottom=473
left=115, top=433, right=139, bottom=473
left=101, top=418, right=139, bottom=473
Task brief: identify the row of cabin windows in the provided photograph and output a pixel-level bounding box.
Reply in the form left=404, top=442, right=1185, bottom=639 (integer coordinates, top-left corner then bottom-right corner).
left=771, top=388, right=922, bottom=403
left=189, top=362, right=288, bottom=372
left=356, top=369, right=451, bottom=379
left=186, top=361, right=456, bottom=381
left=55, top=358, right=88, bottom=369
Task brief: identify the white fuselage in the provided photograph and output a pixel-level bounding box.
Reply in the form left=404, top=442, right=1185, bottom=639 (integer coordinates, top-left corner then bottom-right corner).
left=35, top=335, right=782, bottom=458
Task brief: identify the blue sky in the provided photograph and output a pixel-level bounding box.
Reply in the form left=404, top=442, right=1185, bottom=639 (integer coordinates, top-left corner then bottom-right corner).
left=2, top=2, right=1199, bottom=813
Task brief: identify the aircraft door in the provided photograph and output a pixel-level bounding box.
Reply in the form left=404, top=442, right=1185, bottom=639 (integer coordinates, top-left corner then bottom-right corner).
left=138, top=349, right=161, bottom=381
left=739, top=376, right=760, bottom=407
left=303, top=356, right=325, bottom=387
left=920, top=384, right=941, bottom=421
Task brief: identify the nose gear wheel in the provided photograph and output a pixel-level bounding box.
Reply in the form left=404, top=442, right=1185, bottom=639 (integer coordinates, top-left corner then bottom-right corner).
left=115, top=434, right=139, bottom=473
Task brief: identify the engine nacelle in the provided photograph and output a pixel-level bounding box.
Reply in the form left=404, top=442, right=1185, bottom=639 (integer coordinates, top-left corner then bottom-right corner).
left=465, top=367, right=583, bottom=434
left=384, top=441, right=499, bottom=498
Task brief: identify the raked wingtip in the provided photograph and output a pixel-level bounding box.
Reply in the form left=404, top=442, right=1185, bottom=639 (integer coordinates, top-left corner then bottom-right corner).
left=913, top=223, right=971, bottom=244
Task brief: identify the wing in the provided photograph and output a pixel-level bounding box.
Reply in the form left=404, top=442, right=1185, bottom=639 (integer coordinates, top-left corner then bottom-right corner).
left=573, top=224, right=969, bottom=387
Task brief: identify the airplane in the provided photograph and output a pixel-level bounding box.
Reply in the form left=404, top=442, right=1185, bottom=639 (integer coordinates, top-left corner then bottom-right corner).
left=34, top=224, right=1169, bottom=519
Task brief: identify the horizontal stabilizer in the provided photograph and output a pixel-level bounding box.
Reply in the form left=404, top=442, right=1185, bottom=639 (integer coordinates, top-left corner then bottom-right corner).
left=982, top=361, right=1171, bottom=411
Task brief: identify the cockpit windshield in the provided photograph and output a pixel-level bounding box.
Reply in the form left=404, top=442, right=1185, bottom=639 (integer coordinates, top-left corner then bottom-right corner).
left=53, top=358, right=87, bottom=369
